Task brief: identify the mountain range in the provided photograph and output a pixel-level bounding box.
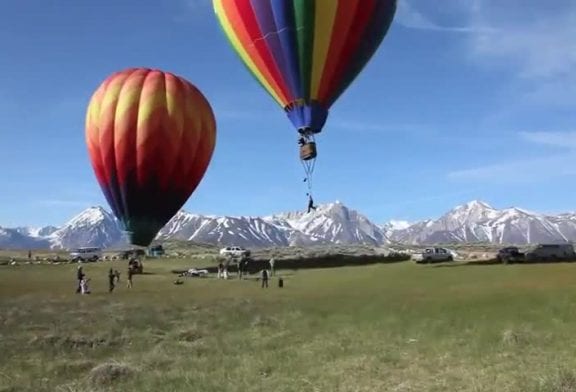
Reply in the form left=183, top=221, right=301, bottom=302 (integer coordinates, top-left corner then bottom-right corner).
left=2, top=200, right=576, bottom=250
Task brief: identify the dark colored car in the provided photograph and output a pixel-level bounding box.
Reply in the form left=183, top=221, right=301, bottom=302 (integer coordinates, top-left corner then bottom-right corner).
left=496, top=246, right=525, bottom=264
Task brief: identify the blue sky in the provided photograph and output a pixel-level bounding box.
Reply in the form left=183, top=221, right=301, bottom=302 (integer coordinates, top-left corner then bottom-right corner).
left=1, top=0, right=576, bottom=227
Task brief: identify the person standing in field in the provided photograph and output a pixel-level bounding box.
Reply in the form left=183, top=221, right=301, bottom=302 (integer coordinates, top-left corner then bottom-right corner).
left=76, top=266, right=85, bottom=294
left=217, top=261, right=223, bottom=279
left=269, top=257, right=275, bottom=276
left=127, top=264, right=134, bottom=289
left=261, top=269, right=269, bottom=288
left=80, top=275, right=91, bottom=294
left=244, top=258, right=250, bottom=276
left=108, top=268, right=116, bottom=293
left=238, top=258, right=246, bottom=279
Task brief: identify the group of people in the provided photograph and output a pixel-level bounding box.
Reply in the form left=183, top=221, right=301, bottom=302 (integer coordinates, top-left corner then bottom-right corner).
left=74, top=256, right=281, bottom=293
left=75, top=259, right=139, bottom=294
left=216, top=257, right=252, bottom=279
left=215, top=257, right=277, bottom=289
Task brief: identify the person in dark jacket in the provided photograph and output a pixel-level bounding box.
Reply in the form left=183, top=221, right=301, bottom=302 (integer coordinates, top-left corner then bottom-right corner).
left=108, top=268, right=116, bottom=293
left=127, top=265, right=134, bottom=288
left=307, top=194, right=317, bottom=213
left=261, top=269, right=269, bottom=288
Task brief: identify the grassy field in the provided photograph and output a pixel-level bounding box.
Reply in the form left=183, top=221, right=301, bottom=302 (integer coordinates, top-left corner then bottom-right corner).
left=2, top=259, right=576, bottom=391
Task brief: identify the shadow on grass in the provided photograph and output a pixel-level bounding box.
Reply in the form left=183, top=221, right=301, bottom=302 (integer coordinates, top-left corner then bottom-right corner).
left=171, top=254, right=411, bottom=275
left=431, top=258, right=576, bottom=268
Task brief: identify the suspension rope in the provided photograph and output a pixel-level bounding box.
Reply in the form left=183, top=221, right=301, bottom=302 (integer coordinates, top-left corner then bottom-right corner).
left=299, top=131, right=317, bottom=197
left=301, top=157, right=316, bottom=193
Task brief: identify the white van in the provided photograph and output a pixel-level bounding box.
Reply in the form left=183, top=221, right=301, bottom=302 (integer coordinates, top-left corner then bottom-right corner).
left=70, top=247, right=102, bottom=262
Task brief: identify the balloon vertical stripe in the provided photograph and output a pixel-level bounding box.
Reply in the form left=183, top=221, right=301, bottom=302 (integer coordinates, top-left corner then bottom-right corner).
left=309, top=0, right=338, bottom=101
left=293, top=0, right=315, bottom=101
left=317, top=0, right=362, bottom=102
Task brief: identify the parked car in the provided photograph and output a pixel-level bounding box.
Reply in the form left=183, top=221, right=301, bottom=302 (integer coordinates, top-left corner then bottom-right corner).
left=148, top=244, right=165, bottom=257
left=412, top=247, right=454, bottom=263
left=219, top=246, right=251, bottom=258
left=524, top=243, right=576, bottom=262
left=496, top=246, right=525, bottom=264
left=69, top=247, right=102, bottom=262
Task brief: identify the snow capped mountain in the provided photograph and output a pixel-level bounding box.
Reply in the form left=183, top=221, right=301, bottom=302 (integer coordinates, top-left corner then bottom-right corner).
left=157, top=211, right=209, bottom=240
left=389, top=200, right=576, bottom=245
left=48, top=206, right=123, bottom=249
left=155, top=201, right=383, bottom=248
left=265, top=201, right=387, bottom=246
left=0, top=227, right=50, bottom=249
left=0, top=202, right=387, bottom=250
left=158, top=213, right=291, bottom=247
left=4, top=200, right=576, bottom=250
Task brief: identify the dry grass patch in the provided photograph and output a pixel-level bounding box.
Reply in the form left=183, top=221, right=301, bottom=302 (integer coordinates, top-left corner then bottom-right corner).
left=86, top=361, right=138, bottom=388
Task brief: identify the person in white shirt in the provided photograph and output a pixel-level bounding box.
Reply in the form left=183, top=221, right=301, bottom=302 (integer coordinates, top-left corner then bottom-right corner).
left=269, top=258, right=275, bottom=276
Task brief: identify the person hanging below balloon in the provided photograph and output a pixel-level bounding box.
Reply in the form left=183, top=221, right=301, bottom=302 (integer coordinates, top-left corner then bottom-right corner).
left=307, top=193, right=317, bottom=214
left=213, top=0, right=398, bottom=211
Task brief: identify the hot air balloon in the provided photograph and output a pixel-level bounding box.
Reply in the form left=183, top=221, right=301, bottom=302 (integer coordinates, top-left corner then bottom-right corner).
left=85, top=68, right=216, bottom=247
left=213, top=0, right=397, bottom=199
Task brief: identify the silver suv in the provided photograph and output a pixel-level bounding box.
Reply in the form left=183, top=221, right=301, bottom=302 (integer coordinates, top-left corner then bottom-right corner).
left=219, top=246, right=250, bottom=258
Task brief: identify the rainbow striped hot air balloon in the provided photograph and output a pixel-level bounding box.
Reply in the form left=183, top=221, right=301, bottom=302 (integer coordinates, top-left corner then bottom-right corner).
left=213, top=0, right=397, bottom=197
left=85, top=68, right=216, bottom=247
left=213, top=0, right=397, bottom=144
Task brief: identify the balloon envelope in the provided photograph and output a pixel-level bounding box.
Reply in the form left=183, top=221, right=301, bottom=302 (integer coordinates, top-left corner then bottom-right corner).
left=213, top=0, right=397, bottom=133
left=85, top=68, right=216, bottom=247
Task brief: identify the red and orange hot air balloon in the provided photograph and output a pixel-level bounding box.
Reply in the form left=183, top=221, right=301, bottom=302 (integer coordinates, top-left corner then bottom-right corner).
left=213, top=0, right=397, bottom=196
left=85, top=68, right=216, bottom=247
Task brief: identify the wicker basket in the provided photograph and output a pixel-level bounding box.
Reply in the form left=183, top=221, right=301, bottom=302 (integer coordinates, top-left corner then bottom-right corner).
left=300, top=142, right=317, bottom=161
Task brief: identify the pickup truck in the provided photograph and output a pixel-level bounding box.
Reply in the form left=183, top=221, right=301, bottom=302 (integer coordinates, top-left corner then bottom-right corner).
left=412, top=247, right=454, bottom=264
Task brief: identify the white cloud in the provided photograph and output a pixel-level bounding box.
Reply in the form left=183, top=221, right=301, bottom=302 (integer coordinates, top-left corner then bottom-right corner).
left=447, top=154, right=576, bottom=183
left=469, top=11, right=576, bottom=79
left=395, top=0, right=485, bottom=33
left=519, top=131, right=576, bottom=149
left=400, top=1, right=576, bottom=110
left=447, top=131, right=576, bottom=184
left=520, top=76, right=576, bottom=107
left=397, top=1, right=576, bottom=80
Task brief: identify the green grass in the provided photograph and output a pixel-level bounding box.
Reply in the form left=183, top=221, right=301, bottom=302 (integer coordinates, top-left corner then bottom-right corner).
left=3, top=259, right=576, bottom=391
